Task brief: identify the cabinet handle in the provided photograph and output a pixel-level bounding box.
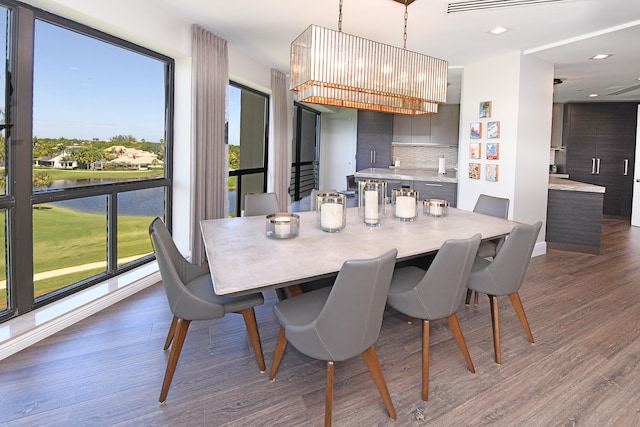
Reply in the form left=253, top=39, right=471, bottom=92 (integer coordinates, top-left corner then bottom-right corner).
left=624, top=159, right=629, bottom=176
left=373, top=151, right=376, bottom=164
left=591, top=158, right=596, bottom=174
left=423, top=183, right=443, bottom=187
left=370, top=151, right=373, bottom=163
left=596, top=158, right=600, bottom=175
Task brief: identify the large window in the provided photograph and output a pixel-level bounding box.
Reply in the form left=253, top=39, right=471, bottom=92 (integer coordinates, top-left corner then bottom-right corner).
left=227, top=82, right=268, bottom=217
left=0, top=2, right=173, bottom=321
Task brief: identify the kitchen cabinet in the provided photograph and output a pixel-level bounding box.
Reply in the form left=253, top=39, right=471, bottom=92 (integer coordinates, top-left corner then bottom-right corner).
left=392, top=104, right=460, bottom=146
left=356, top=110, right=393, bottom=170
left=564, top=103, right=637, bottom=217
left=413, top=181, right=457, bottom=207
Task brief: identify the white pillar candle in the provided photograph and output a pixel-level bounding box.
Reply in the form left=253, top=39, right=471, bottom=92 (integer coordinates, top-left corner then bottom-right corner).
left=395, top=195, right=416, bottom=219
left=321, top=203, right=343, bottom=229
left=432, top=205, right=443, bottom=216
left=364, top=190, right=379, bottom=224
left=273, top=217, right=291, bottom=236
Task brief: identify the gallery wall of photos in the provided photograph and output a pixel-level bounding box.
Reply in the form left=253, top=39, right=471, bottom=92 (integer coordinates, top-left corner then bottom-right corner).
left=468, top=101, right=500, bottom=182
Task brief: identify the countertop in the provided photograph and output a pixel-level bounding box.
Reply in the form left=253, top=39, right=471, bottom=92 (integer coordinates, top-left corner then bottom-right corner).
left=548, top=177, right=605, bottom=193
left=355, top=168, right=605, bottom=193
left=354, top=167, right=458, bottom=183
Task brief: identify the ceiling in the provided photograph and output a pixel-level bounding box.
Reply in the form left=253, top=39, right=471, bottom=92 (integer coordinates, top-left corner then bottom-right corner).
left=157, top=0, right=640, bottom=104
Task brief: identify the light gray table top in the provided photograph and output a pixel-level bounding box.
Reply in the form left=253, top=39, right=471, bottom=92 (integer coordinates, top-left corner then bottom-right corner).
left=201, top=206, right=521, bottom=296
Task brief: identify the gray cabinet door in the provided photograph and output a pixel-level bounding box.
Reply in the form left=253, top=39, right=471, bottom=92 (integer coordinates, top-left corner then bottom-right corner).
left=564, top=102, right=637, bottom=217
left=413, top=181, right=457, bottom=207
left=356, top=111, right=393, bottom=170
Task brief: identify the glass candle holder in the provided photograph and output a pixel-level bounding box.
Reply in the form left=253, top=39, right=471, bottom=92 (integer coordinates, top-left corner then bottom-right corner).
left=266, top=213, right=300, bottom=239
left=316, top=192, right=346, bottom=232
left=392, top=188, right=418, bottom=221
left=358, top=180, right=386, bottom=227
left=423, top=199, right=449, bottom=217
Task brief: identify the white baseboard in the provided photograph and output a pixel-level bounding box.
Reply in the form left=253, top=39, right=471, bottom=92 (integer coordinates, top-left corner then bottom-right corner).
left=532, top=241, right=547, bottom=257
left=0, top=263, right=160, bottom=361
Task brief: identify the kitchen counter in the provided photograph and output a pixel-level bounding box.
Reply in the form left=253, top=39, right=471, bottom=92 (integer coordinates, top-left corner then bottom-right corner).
left=546, top=177, right=604, bottom=254
left=548, top=177, right=605, bottom=193
left=354, top=167, right=458, bottom=183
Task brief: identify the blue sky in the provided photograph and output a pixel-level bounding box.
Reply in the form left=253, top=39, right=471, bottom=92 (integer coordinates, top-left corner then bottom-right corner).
left=32, top=20, right=166, bottom=142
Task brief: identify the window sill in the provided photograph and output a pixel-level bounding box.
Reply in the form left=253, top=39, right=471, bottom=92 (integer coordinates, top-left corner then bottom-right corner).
left=0, top=262, right=160, bottom=361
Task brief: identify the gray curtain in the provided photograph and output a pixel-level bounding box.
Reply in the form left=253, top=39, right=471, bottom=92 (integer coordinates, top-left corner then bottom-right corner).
left=271, top=69, right=291, bottom=212
left=191, top=25, right=228, bottom=265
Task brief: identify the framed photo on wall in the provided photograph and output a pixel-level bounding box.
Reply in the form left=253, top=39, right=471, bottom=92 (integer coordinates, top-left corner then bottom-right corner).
left=486, top=164, right=499, bottom=182
left=479, top=101, right=492, bottom=118
left=487, top=121, right=500, bottom=138
left=486, top=142, right=499, bottom=160
left=469, top=162, right=481, bottom=180
left=469, top=142, right=481, bottom=159
left=470, top=122, right=482, bottom=139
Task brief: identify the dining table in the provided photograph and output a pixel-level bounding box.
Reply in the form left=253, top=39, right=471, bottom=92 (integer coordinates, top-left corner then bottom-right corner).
left=200, top=206, right=521, bottom=297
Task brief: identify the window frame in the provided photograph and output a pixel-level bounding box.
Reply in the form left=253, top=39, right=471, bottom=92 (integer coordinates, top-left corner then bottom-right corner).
left=0, top=1, right=174, bottom=322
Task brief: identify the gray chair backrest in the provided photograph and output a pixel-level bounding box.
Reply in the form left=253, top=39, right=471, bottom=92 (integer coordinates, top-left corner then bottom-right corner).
left=412, top=234, right=482, bottom=319
left=243, top=192, right=279, bottom=217
left=297, top=249, right=397, bottom=362
left=481, top=221, right=542, bottom=295
left=149, top=217, right=224, bottom=319
left=473, top=194, right=510, bottom=219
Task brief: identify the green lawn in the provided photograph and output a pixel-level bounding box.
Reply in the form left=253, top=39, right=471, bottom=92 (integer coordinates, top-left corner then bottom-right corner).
left=0, top=205, right=156, bottom=304
left=34, top=167, right=164, bottom=180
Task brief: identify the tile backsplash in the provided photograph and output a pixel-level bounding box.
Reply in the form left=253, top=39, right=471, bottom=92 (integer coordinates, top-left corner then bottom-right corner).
left=392, top=145, right=458, bottom=170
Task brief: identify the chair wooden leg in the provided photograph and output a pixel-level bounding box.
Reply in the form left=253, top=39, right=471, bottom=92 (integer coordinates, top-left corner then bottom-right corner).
left=489, top=295, right=501, bottom=365
left=163, top=315, right=178, bottom=350
left=407, top=316, right=414, bottom=324
left=269, top=326, right=288, bottom=381
left=362, top=345, right=397, bottom=420
left=159, top=318, right=190, bottom=403
left=325, top=361, right=334, bottom=427
left=239, top=308, right=266, bottom=372
left=465, top=289, right=472, bottom=305
left=422, top=319, right=430, bottom=401
left=508, top=292, right=535, bottom=344
left=446, top=313, right=475, bottom=374
left=474, top=291, right=479, bottom=306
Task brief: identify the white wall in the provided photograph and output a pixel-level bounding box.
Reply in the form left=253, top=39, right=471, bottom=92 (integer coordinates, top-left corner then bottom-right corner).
left=27, top=0, right=275, bottom=257
left=319, top=109, right=358, bottom=191
left=458, top=51, right=553, bottom=253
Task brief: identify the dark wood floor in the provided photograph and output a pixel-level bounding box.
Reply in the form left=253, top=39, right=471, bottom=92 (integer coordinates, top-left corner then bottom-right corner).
left=1, top=218, right=639, bottom=426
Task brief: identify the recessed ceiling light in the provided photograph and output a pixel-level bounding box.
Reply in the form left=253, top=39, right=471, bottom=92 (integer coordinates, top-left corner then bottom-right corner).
left=590, top=54, right=612, bottom=60
left=588, top=93, right=599, bottom=97
left=488, top=26, right=509, bottom=35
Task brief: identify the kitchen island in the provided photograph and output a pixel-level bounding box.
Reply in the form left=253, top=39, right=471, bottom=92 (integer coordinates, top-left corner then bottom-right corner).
left=546, top=176, right=605, bottom=254
left=354, top=167, right=458, bottom=206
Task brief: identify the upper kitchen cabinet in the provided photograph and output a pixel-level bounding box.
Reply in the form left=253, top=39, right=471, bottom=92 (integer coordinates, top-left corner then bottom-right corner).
left=564, top=102, right=637, bottom=217
left=430, top=104, right=460, bottom=146
left=392, top=104, right=460, bottom=146
left=356, top=110, right=393, bottom=170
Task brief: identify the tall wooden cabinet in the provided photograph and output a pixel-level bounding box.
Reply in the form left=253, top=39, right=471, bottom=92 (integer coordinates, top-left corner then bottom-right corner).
left=356, top=111, right=393, bottom=170
left=564, top=102, right=637, bottom=217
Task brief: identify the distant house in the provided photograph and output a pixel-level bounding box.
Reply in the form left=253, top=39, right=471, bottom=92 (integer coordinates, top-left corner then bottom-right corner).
left=33, top=147, right=80, bottom=169
left=105, top=145, right=163, bottom=170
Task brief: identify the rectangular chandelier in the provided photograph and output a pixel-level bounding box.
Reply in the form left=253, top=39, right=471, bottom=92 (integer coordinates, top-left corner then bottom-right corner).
left=290, top=25, right=448, bottom=115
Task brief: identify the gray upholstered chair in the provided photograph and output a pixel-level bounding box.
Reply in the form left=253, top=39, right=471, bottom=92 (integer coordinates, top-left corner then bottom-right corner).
left=467, top=194, right=510, bottom=305
left=466, top=221, right=542, bottom=364
left=149, top=217, right=266, bottom=403
left=269, top=249, right=398, bottom=426
left=243, top=192, right=279, bottom=217
left=387, top=234, right=481, bottom=402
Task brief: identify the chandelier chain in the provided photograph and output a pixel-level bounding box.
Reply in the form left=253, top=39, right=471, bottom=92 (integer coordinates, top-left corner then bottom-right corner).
left=403, top=0, right=409, bottom=49
left=338, top=0, right=343, bottom=32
